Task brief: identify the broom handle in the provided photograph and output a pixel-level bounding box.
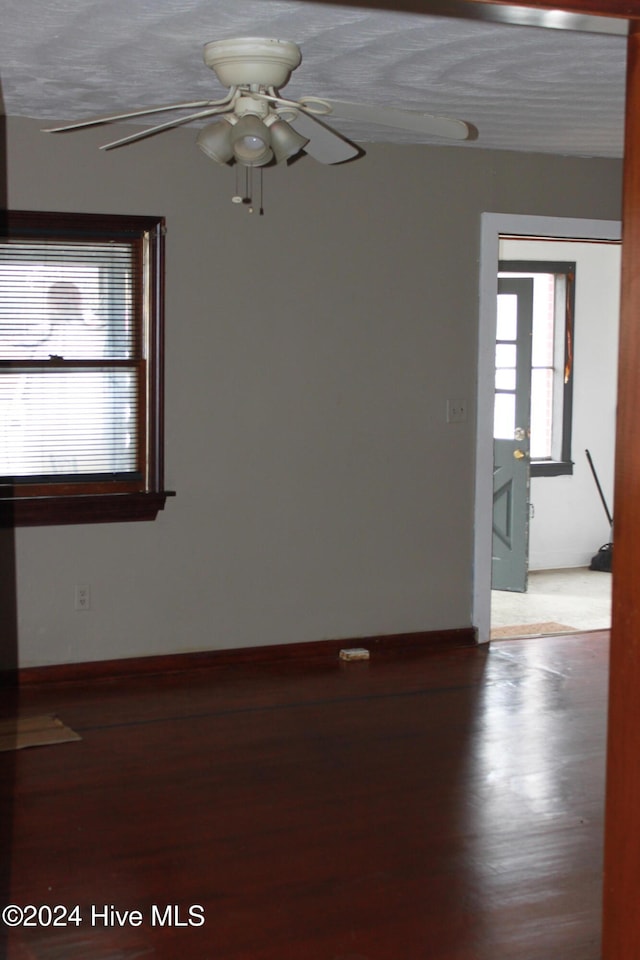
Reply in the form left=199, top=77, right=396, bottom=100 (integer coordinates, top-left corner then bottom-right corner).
left=585, top=448, right=613, bottom=528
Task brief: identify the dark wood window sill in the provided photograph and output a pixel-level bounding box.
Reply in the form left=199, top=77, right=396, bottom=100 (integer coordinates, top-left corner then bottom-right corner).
left=531, top=461, right=574, bottom=478
left=0, top=491, right=175, bottom=527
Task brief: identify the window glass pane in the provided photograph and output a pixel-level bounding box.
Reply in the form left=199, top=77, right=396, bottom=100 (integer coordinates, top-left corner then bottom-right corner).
left=531, top=274, right=555, bottom=367
left=495, top=369, right=516, bottom=390
left=530, top=367, right=554, bottom=459
left=495, top=343, right=516, bottom=369
left=0, top=370, right=138, bottom=478
left=494, top=392, right=515, bottom=440
left=496, top=293, right=518, bottom=340
left=0, top=243, right=134, bottom=361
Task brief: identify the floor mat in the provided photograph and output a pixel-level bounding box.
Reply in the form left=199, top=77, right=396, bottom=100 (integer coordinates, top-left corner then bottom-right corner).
left=491, top=621, right=577, bottom=640
left=0, top=714, right=81, bottom=752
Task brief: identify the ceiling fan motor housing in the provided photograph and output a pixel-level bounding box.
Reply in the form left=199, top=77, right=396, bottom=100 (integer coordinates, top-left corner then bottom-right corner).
left=203, top=37, right=302, bottom=90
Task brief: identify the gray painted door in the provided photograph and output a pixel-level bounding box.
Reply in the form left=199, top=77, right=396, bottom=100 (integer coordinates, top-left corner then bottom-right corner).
left=492, top=277, right=533, bottom=593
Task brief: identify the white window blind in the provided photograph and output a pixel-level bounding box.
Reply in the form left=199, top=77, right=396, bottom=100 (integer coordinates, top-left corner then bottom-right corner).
left=0, top=239, right=142, bottom=482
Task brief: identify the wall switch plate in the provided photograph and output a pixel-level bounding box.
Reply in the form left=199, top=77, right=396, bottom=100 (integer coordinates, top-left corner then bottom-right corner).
left=447, top=399, right=468, bottom=423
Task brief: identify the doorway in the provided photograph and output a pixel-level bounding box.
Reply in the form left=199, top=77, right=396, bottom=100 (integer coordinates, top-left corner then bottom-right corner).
left=473, top=214, right=621, bottom=643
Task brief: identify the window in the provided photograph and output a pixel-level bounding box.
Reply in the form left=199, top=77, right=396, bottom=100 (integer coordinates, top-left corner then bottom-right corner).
left=0, top=211, right=173, bottom=525
left=498, top=259, right=575, bottom=477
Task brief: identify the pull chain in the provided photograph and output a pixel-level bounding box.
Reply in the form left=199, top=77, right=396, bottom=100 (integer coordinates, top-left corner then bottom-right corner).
left=231, top=165, right=265, bottom=215
left=248, top=168, right=264, bottom=216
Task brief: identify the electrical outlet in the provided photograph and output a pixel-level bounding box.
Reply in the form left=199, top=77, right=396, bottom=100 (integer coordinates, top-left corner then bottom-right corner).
left=74, top=584, right=91, bottom=611
left=447, top=398, right=468, bottom=423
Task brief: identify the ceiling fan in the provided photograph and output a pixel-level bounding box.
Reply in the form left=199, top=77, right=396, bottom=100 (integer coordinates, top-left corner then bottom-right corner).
left=45, top=37, right=472, bottom=210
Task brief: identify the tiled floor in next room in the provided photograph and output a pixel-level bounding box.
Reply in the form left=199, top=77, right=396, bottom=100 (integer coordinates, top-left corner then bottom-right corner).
left=491, top=566, right=612, bottom=638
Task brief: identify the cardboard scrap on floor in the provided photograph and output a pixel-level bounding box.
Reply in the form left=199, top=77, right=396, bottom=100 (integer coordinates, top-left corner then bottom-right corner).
left=0, top=714, right=81, bottom=752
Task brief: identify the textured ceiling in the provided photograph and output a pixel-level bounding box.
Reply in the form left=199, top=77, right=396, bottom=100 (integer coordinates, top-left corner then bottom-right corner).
left=0, top=0, right=628, bottom=158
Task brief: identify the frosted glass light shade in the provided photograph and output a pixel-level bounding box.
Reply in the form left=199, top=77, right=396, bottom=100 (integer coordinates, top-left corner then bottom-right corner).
left=230, top=116, right=273, bottom=166
left=269, top=120, right=308, bottom=163
left=196, top=119, right=234, bottom=164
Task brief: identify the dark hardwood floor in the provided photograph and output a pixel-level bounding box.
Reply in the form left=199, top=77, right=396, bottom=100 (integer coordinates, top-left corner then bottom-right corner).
left=0, top=632, right=608, bottom=959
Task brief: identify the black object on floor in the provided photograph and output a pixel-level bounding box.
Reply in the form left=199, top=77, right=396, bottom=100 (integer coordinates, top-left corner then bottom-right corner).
left=586, top=449, right=613, bottom=572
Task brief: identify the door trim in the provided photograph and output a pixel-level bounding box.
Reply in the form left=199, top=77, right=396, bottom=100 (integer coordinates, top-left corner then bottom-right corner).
left=473, top=213, right=621, bottom=643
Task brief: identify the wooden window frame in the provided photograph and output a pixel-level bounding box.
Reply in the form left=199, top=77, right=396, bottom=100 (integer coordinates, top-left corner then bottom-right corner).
left=498, top=259, right=576, bottom=477
left=0, top=210, right=174, bottom=526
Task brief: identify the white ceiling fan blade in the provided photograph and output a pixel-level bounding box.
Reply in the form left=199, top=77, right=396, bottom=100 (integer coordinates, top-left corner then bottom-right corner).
left=99, top=106, right=233, bottom=150
left=287, top=110, right=359, bottom=164
left=43, top=99, right=232, bottom=134
left=313, top=100, right=471, bottom=141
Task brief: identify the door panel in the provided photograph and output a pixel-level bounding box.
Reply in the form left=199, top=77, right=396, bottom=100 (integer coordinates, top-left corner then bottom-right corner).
left=492, top=278, right=533, bottom=592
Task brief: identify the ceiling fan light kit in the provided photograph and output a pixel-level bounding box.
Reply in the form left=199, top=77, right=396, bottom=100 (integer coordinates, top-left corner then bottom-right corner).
left=44, top=36, right=472, bottom=214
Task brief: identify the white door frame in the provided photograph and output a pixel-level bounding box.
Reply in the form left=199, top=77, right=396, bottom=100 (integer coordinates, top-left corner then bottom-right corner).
left=473, top=213, right=621, bottom=643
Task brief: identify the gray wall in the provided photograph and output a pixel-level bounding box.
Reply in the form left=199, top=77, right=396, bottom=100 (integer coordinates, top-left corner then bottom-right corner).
left=7, top=117, right=622, bottom=666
